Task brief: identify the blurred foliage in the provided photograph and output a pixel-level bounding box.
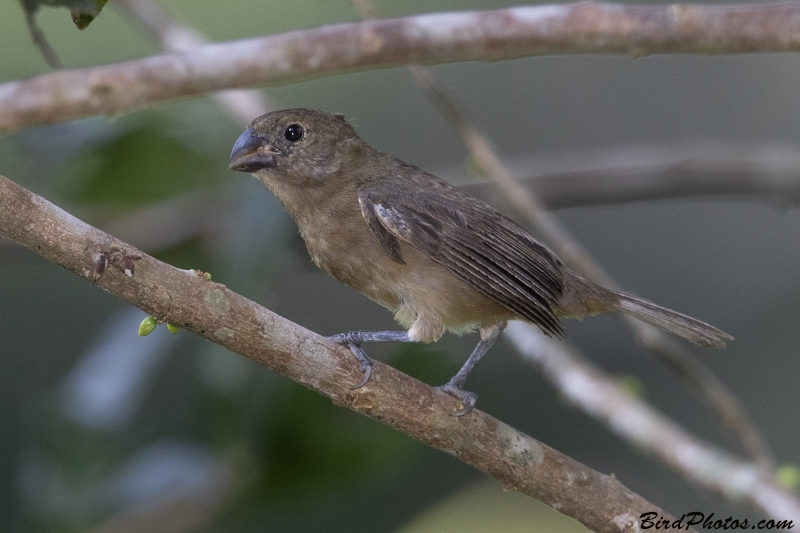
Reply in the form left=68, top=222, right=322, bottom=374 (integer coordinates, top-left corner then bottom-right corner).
left=614, top=374, right=646, bottom=398
left=19, top=343, right=427, bottom=532
left=776, top=464, right=800, bottom=489
left=246, top=383, right=415, bottom=498
left=61, top=118, right=218, bottom=208
left=391, top=342, right=462, bottom=385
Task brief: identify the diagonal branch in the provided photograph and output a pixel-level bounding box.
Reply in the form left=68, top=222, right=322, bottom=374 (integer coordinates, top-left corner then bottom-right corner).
left=0, top=173, right=685, bottom=533
left=5, top=2, right=800, bottom=133
left=21, top=5, right=64, bottom=70
left=505, top=322, right=800, bottom=524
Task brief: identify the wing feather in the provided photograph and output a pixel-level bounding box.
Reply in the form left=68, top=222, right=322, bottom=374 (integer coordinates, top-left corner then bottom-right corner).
left=358, top=194, right=405, bottom=264
left=358, top=184, right=565, bottom=336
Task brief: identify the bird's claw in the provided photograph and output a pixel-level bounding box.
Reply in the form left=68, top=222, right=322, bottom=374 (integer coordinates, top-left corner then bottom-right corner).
left=351, top=358, right=373, bottom=390
left=434, top=383, right=478, bottom=416
left=328, top=333, right=374, bottom=390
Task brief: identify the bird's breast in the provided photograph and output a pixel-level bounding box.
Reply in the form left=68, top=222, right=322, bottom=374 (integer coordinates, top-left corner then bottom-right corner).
left=297, top=209, right=404, bottom=310
left=296, top=207, right=514, bottom=338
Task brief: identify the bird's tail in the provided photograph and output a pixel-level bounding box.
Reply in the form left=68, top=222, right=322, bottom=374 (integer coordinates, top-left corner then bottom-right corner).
left=564, top=273, right=733, bottom=349
left=609, top=291, right=733, bottom=348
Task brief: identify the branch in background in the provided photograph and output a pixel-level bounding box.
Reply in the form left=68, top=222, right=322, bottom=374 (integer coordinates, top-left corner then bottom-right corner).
left=113, top=0, right=273, bottom=125
left=21, top=4, right=64, bottom=69
left=460, top=141, right=800, bottom=210
left=394, top=48, right=775, bottom=471
left=6, top=2, right=800, bottom=132
left=505, top=322, right=800, bottom=523
left=0, top=173, right=690, bottom=533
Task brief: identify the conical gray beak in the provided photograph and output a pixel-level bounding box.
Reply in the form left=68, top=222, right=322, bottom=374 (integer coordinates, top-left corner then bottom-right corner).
left=229, top=128, right=280, bottom=172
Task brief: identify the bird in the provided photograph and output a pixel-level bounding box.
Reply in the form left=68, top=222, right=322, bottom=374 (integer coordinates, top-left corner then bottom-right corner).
left=229, top=108, right=732, bottom=415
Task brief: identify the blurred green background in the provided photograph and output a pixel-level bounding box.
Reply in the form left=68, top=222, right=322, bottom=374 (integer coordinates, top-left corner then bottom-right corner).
left=1, top=1, right=799, bottom=532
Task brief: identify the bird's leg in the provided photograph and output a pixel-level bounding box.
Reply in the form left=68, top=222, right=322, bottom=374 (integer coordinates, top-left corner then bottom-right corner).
left=435, top=322, right=507, bottom=416
left=327, top=331, right=414, bottom=389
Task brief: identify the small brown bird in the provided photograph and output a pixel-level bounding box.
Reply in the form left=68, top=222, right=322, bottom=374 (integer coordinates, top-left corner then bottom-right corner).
left=229, top=108, right=732, bottom=415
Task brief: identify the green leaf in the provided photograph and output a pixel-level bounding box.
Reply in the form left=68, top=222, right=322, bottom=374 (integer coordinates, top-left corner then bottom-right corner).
left=71, top=0, right=108, bottom=30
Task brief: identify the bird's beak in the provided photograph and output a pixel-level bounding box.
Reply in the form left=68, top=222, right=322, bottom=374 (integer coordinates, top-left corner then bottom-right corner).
left=229, top=128, right=280, bottom=172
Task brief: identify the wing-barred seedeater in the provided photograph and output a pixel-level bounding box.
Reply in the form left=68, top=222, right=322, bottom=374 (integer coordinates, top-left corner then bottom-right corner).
left=229, top=108, right=731, bottom=415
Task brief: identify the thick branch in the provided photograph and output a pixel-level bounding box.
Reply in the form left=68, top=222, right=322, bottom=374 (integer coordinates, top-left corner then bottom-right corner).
left=0, top=174, right=678, bottom=532
left=5, top=2, right=800, bottom=133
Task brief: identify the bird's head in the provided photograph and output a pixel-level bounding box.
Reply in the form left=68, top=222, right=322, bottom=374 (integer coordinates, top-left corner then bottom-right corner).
left=229, top=108, right=361, bottom=186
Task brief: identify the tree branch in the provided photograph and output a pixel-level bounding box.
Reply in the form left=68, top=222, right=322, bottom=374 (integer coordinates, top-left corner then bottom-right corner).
left=506, top=323, right=800, bottom=523
left=22, top=6, right=64, bottom=70
left=460, top=141, right=800, bottom=210
left=0, top=174, right=684, bottom=533
left=5, top=2, right=800, bottom=133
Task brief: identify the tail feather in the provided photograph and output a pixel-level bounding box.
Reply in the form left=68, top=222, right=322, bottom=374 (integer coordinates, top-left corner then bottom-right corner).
left=609, top=292, right=733, bottom=349
left=559, top=271, right=733, bottom=349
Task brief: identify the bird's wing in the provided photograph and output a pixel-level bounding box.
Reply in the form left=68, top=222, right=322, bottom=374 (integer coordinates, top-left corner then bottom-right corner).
left=358, top=184, right=565, bottom=336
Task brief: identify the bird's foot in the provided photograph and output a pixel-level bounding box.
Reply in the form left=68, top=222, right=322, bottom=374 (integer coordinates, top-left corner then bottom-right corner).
left=434, top=382, right=478, bottom=416
left=327, top=333, right=373, bottom=389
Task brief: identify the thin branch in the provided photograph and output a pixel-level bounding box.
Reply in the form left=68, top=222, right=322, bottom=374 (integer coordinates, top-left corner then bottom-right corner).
left=0, top=174, right=684, bottom=533
left=22, top=6, right=64, bottom=70
left=505, top=322, right=800, bottom=523
left=5, top=2, right=800, bottom=133
left=459, top=141, right=800, bottom=210
left=398, top=58, right=775, bottom=471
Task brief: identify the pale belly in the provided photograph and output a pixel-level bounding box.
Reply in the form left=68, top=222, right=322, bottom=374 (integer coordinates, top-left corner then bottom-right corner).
left=301, top=218, right=514, bottom=342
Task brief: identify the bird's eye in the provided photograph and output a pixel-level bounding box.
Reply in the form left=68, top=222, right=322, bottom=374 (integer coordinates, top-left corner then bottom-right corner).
left=284, top=124, right=304, bottom=142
